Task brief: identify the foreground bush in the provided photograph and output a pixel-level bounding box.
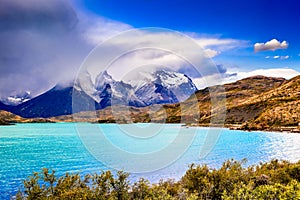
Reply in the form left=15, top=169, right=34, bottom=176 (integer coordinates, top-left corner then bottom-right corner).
left=16, top=159, right=300, bottom=200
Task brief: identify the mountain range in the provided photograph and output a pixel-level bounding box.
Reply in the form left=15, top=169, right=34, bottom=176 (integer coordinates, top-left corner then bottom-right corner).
left=1, top=70, right=300, bottom=131
left=0, top=70, right=198, bottom=118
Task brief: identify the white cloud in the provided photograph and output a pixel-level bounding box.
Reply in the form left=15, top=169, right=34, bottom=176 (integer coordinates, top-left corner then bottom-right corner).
left=193, top=74, right=225, bottom=89
left=191, top=36, right=249, bottom=57
left=227, top=68, right=299, bottom=82
left=82, top=16, right=132, bottom=45
left=254, top=39, right=288, bottom=52
left=85, top=28, right=246, bottom=59
left=0, top=0, right=253, bottom=98
left=81, top=28, right=248, bottom=83
left=204, top=49, right=220, bottom=58
left=265, top=55, right=289, bottom=59
left=196, top=38, right=247, bottom=49
left=83, top=29, right=218, bottom=82
left=193, top=68, right=300, bottom=89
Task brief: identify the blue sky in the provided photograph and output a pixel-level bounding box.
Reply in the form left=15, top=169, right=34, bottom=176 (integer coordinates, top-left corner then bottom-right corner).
left=0, top=0, right=300, bottom=98
left=77, top=0, right=300, bottom=71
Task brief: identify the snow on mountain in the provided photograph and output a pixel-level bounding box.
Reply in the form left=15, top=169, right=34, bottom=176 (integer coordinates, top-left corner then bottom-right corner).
left=94, top=71, right=145, bottom=107
left=134, top=82, right=178, bottom=105
left=74, top=69, right=198, bottom=108
left=128, top=69, right=198, bottom=102
left=156, top=70, right=190, bottom=87
left=153, top=70, right=198, bottom=101
left=1, top=91, right=32, bottom=106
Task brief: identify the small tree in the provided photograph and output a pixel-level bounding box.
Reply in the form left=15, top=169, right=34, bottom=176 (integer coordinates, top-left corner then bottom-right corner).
left=131, top=178, right=152, bottom=199
left=111, top=171, right=130, bottom=200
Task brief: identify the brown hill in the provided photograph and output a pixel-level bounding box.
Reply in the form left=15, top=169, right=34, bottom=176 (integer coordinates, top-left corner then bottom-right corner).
left=0, top=110, right=55, bottom=125
left=186, top=75, right=286, bottom=124
left=159, top=75, right=286, bottom=125
left=0, top=110, right=24, bottom=125
left=151, top=74, right=298, bottom=130
left=238, top=75, right=300, bottom=130
left=181, top=74, right=299, bottom=130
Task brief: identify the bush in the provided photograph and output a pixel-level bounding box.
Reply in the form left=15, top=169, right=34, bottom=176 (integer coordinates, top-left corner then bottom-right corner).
left=16, top=159, right=300, bottom=200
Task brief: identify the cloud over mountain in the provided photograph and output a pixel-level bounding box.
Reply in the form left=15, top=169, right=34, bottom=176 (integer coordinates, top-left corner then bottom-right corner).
left=0, top=0, right=90, bottom=98
left=0, top=0, right=248, bottom=100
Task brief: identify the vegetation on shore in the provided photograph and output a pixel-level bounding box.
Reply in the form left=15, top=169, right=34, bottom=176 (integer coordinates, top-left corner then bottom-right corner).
left=16, top=159, right=300, bottom=199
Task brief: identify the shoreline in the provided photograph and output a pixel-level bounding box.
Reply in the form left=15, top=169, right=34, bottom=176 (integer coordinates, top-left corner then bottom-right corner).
left=2, top=120, right=300, bottom=134
left=179, top=123, right=300, bottom=134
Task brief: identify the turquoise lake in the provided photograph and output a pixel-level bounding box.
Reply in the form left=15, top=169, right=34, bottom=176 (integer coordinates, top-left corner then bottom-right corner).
left=1, top=123, right=300, bottom=199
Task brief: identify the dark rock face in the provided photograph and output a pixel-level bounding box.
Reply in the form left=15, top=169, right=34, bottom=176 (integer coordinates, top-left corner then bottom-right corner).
left=0, top=101, right=11, bottom=111
left=13, top=86, right=74, bottom=118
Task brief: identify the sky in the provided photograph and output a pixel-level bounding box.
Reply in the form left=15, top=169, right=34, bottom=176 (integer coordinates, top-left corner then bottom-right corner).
left=0, top=0, right=300, bottom=99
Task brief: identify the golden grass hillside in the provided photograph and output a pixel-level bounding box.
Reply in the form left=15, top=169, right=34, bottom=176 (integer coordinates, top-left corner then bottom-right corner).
left=30, top=75, right=300, bottom=131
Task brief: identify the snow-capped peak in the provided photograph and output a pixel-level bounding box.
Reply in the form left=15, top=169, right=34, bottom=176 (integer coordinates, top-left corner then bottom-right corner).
left=127, top=69, right=198, bottom=102
left=78, top=69, right=198, bottom=108
left=95, top=70, right=115, bottom=90
left=154, top=70, right=190, bottom=88
left=2, top=91, right=32, bottom=106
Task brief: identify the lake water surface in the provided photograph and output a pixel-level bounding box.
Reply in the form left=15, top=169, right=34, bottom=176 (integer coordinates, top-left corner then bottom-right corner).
left=1, top=123, right=300, bottom=199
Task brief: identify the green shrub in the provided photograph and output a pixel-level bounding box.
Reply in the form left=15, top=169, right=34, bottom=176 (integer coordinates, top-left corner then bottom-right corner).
left=16, top=159, right=300, bottom=200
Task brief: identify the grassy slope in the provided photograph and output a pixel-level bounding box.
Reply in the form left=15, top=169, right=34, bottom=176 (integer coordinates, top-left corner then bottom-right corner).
left=0, top=110, right=24, bottom=125
left=163, top=75, right=287, bottom=125
left=239, top=75, right=300, bottom=129
left=0, top=110, right=55, bottom=124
